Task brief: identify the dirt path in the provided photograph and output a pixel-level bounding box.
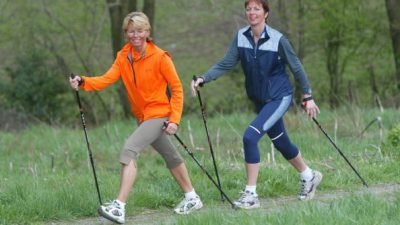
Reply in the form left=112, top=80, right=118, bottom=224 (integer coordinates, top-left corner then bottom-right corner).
left=48, top=183, right=400, bottom=225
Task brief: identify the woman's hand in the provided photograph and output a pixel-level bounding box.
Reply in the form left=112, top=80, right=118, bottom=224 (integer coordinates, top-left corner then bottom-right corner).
left=191, top=77, right=204, bottom=97
left=303, top=98, right=320, bottom=119
left=164, top=122, right=178, bottom=135
left=69, top=75, right=83, bottom=90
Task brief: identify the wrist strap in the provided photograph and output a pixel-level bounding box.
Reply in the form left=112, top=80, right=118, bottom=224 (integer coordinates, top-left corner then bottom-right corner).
left=78, top=78, right=84, bottom=86
left=302, top=96, right=313, bottom=102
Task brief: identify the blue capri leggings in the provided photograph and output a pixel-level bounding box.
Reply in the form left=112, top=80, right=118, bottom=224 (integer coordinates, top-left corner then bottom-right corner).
left=243, top=95, right=299, bottom=163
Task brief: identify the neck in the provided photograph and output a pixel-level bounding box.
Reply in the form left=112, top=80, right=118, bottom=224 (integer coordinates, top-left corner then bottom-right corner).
left=251, top=23, right=266, bottom=38
left=133, top=42, right=147, bottom=54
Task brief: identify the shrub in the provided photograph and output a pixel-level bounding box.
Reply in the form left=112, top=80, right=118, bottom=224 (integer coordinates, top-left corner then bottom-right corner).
left=387, top=123, right=400, bottom=147
left=1, top=50, right=69, bottom=125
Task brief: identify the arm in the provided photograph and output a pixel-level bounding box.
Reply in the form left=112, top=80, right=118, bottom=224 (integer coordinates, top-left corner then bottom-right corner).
left=278, top=36, right=319, bottom=118
left=160, top=53, right=183, bottom=126
left=80, top=59, right=122, bottom=91
left=278, top=36, right=311, bottom=95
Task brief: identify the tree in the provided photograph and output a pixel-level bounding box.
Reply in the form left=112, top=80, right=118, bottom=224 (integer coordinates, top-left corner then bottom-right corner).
left=316, top=0, right=367, bottom=108
left=385, top=0, right=400, bottom=91
left=106, top=0, right=156, bottom=118
left=38, top=0, right=112, bottom=123
left=2, top=50, right=68, bottom=124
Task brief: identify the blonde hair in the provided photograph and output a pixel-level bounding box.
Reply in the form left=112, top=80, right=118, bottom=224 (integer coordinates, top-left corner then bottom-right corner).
left=122, top=12, right=151, bottom=33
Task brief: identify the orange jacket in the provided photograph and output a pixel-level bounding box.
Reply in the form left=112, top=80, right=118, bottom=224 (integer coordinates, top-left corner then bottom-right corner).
left=81, top=41, right=183, bottom=124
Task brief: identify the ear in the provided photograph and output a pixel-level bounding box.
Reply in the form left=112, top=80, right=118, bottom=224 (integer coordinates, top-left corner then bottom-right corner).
left=264, top=12, right=269, bottom=19
left=145, top=30, right=151, bottom=38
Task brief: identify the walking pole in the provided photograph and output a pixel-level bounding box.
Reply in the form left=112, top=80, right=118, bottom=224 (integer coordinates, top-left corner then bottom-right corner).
left=192, top=76, right=224, bottom=201
left=311, top=116, right=369, bottom=187
left=70, top=74, right=103, bottom=204
left=165, top=123, right=236, bottom=209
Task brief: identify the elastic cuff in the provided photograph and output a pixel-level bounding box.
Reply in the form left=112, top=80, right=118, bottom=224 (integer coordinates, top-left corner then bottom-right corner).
left=302, top=96, right=313, bottom=102
left=78, top=77, right=84, bottom=86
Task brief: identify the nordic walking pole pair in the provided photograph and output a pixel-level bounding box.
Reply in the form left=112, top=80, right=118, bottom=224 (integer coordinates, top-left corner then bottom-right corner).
left=164, top=122, right=236, bottom=209
left=70, top=74, right=103, bottom=205
left=192, top=76, right=224, bottom=202
left=302, top=104, right=369, bottom=187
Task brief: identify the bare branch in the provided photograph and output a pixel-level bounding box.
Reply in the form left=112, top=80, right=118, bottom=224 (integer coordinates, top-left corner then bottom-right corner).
left=40, top=0, right=91, bottom=73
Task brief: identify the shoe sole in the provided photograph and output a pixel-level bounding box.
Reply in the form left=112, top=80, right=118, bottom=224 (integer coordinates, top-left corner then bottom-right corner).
left=234, top=202, right=260, bottom=209
left=174, top=201, right=203, bottom=215
left=98, top=207, right=125, bottom=224
left=299, top=172, right=323, bottom=201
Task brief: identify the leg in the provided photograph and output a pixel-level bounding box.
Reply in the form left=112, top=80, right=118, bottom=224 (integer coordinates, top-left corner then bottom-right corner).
left=99, top=119, right=166, bottom=223
left=118, top=118, right=167, bottom=200
left=266, top=118, right=305, bottom=172
left=242, top=96, right=293, bottom=186
left=151, top=127, right=202, bottom=214
left=288, top=153, right=307, bottom=172
left=151, top=132, right=192, bottom=192
left=245, top=163, right=260, bottom=186
left=170, top=163, right=193, bottom=193
left=235, top=99, right=288, bottom=209
left=267, top=117, right=322, bottom=200
left=117, top=160, right=137, bottom=202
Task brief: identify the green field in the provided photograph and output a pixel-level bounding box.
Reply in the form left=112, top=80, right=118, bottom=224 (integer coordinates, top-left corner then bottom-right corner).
left=0, top=108, right=399, bottom=224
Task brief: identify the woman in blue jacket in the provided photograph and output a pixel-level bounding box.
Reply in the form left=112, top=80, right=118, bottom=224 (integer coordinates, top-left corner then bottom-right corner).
left=191, top=0, right=322, bottom=209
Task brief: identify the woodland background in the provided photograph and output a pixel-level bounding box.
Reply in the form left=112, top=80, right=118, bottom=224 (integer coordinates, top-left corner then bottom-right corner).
left=0, top=0, right=399, bottom=129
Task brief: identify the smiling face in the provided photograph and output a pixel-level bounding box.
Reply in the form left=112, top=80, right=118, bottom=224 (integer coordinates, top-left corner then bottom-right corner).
left=122, top=12, right=151, bottom=52
left=245, top=0, right=268, bottom=27
left=126, top=23, right=150, bottom=51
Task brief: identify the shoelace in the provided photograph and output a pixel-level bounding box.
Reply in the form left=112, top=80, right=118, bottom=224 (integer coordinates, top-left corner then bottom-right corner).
left=299, top=179, right=313, bottom=195
left=238, top=191, right=252, bottom=202
left=103, top=200, right=121, bottom=210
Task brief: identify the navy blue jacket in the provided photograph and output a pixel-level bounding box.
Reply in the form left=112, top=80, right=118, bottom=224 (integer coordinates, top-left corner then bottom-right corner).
left=203, top=25, right=311, bottom=105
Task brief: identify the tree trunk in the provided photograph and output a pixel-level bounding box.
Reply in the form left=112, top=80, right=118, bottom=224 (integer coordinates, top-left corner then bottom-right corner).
left=106, top=0, right=137, bottom=118
left=107, top=0, right=124, bottom=58
left=293, top=0, right=306, bottom=111
left=385, top=0, right=400, bottom=91
left=143, top=0, right=156, bottom=38
left=368, top=65, right=379, bottom=95
left=297, top=0, right=305, bottom=61
left=121, top=0, right=137, bottom=16
left=277, top=0, right=290, bottom=37
left=326, top=32, right=341, bottom=108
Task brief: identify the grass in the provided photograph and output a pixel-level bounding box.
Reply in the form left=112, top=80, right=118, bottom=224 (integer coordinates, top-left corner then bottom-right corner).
left=173, top=192, right=400, bottom=225
left=0, top=108, right=399, bottom=224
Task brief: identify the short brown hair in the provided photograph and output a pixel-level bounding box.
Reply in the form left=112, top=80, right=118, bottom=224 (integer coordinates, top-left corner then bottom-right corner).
left=244, top=0, right=269, bottom=12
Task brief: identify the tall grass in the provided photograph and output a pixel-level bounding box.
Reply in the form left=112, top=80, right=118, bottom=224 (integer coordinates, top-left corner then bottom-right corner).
left=173, top=192, right=400, bottom=225
left=0, top=108, right=399, bottom=224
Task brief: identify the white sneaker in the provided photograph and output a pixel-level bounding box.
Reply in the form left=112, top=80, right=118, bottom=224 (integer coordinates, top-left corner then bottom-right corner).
left=98, top=200, right=125, bottom=224
left=174, top=196, right=203, bottom=214
left=298, top=170, right=323, bottom=201
left=234, top=190, right=260, bottom=209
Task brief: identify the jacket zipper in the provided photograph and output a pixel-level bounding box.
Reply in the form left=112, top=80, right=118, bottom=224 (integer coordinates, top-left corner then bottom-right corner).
left=128, top=55, right=137, bottom=86
left=254, top=42, right=258, bottom=59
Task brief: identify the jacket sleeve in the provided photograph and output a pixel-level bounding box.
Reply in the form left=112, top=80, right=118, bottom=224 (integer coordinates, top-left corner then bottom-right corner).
left=278, top=36, right=312, bottom=94
left=81, top=58, right=121, bottom=91
left=160, top=53, right=183, bottom=124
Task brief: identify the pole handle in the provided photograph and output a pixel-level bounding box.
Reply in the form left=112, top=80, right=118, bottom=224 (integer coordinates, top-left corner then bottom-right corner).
left=192, top=75, right=204, bottom=87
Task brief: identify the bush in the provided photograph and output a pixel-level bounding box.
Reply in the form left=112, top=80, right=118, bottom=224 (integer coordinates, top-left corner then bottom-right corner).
left=387, top=123, right=400, bottom=147
left=1, top=50, right=70, bottom=125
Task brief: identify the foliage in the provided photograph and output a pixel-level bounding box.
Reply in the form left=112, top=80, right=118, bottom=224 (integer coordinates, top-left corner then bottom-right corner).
left=0, top=0, right=398, bottom=127
left=1, top=50, right=70, bottom=124
left=387, top=123, right=400, bottom=147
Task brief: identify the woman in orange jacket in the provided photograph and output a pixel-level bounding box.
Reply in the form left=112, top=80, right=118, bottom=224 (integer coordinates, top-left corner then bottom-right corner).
left=69, top=12, right=202, bottom=224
